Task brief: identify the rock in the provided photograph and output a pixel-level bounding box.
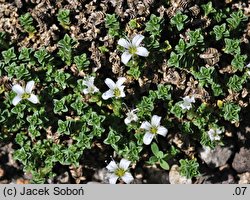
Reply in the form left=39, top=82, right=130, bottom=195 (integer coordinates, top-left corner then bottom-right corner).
left=93, top=168, right=109, bottom=183
left=145, top=167, right=170, bottom=184
left=238, top=172, right=250, bottom=184
left=195, top=164, right=236, bottom=184
left=87, top=181, right=101, bottom=184
left=232, top=147, right=250, bottom=173
left=169, top=165, right=192, bottom=184
left=199, top=146, right=233, bottom=168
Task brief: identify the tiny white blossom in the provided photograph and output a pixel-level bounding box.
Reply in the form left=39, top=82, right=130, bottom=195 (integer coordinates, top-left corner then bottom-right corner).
left=106, top=158, right=134, bottom=184
left=102, top=77, right=126, bottom=100
left=246, top=63, right=250, bottom=68
left=180, top=96, right=195, bottom=110
left=140, top=115, right=168, bottom=145
left=118, top=34, right=149, bottom=65
left=207, top=128, right=222, bottom=141
left=12, top=80, right=39, bottom=106
left=124, top=109, right=138, bottom=125
left=82, top=76, right=99, bottom=95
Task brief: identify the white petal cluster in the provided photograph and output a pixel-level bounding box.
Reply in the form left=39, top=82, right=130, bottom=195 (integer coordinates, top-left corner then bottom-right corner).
left=82, top=76, right=99, bottom=95
left=102, top=77, right=126, bottom=100
left=180, top=96, right=195, bottom=110
left=118, top=34, right=149, bottom=65
left=12, top=80, right=39, bottom=106
left=207, top=128, right=222, bottom=141
left=106, top=158, right=134, bottom=184
left=124, top=109, right=138, bottom=125
left=140, top=115, right=168, bottom=145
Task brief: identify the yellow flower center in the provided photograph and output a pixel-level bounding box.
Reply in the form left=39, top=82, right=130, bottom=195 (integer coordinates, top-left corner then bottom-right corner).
left=113, top=88, right=121, bottom=97
left=128, top=46, right=137, bottom=55
left=115, top=168, right=126, bottom=177
left=150, top=126, right=158, bottom=134
left=22, top=92, right=31, bottom=99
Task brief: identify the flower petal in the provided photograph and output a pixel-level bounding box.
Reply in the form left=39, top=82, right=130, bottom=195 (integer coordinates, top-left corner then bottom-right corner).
left=183, top=96, right=195, bottom=103
left=25, top=81, right=35, bottom=93
left=151, top=115, right=161, bottom=127
left=143, top=132, right=154, bottom=145
left=83, top=88, right=89, bottom=94
left=116, top=77, right=126, bottom=87
left=118, top=38, right=131, bottom=49
left=157, top=126, right=168, bottom=137
left=121, top=172, right=134, bottom=184
left=88, top=77, right=95, bottom=84
left=180, top=103, right=191, bottom=110
left=121, top=52, right=132, bottom=65
left=132, top=34, right=144, bottom=46
left=106, top=161, right=118, bottom=172
left=93, top=87, right=99, bottom=93
left=190, top=96, right=195, bottom=103
left=104, top=78, right=116, bottom=90
left=119, top=159, right=131, bottom=170
left=109, top=174, right=119, bottom=184
left=102, top=89, right=114, bottom=100
left=27, top=94, right=39, bottom=104
left=12, top=95, right=22, bottom=106
left=140, top=121, right=151, bottom=130
left=12, top=84, right=24, bottom=95
left=136, top=47, right=149, bottom=57
left=124, top=117, right=131, bottom=125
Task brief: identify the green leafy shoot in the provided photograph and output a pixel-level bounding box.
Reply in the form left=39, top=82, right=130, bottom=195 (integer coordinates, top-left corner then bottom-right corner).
left=57, top=9, right=71, bottom=29
left=170, top=12, right=188, bottom=31
left=147, top=142, right=170, bottom=170
left=19, top=13, right=36, bottom=35
left=179, top=159, right=200, bottom=179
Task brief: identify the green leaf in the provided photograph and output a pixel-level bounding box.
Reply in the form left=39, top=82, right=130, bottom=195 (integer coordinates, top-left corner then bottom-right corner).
left=170, top=12, right=188, bottom=31
left=222, top=102, right=241, bottom=122
left=201, top=1, right=216, bottom=16
left=57, top=9, right=71, bottom=29
left=57, top=34, right=77, bottom=66
left=168, top=52, right=180, bottom=68
left=170, top=102, right=184, bottom=119
left=226, top=10, right=248, bottom=30
left=224, top=38, right=241, bottom=55
left=212, top=24, right=229, bottom=41
left=159, top=159, right=169, bottom=170
left=73, top=53, right=90, bottom=71
left=19, top=13, right=36, bottom=34
left=19, top=47, right=33, bottom=61
left=148, top=156, right=158, bottom=164
left=34, top=48, right=52, bottom=65
left=187, top=29, right=204, bottom=47
left=151, top=142, right=159, bottom=156
left=227, top=74, right=245, bottom=93
left=145, top=14, right=163, bottom=37
left=179, top=159, right=200, bottom=179
left=104, top=127, right=121, bottom=147
left=231, top=54, right=247, bottom=72
left=2, top=47, right=16, bottom=63
left=105, top=14, right=120, bottom=37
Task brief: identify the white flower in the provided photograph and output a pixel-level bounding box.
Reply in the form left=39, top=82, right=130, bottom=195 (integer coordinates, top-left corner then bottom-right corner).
left=140, top=115, right=168, bottom=145
left=246, top=63, right=250, bottom=68
left=118, top=34, right=149, bottom=65
left=106, top=158, right=134, bottom=184
left=207, top=128, right=222, bottom=141
left=124, top=109, right=138, bottom=125
left=82, top=76, right=99, bottom=95
left=102, top=77, right=126, bottom=100
left=12, top=80, right=39, bottom=106
left=180, top=96, right=195, bottom=110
